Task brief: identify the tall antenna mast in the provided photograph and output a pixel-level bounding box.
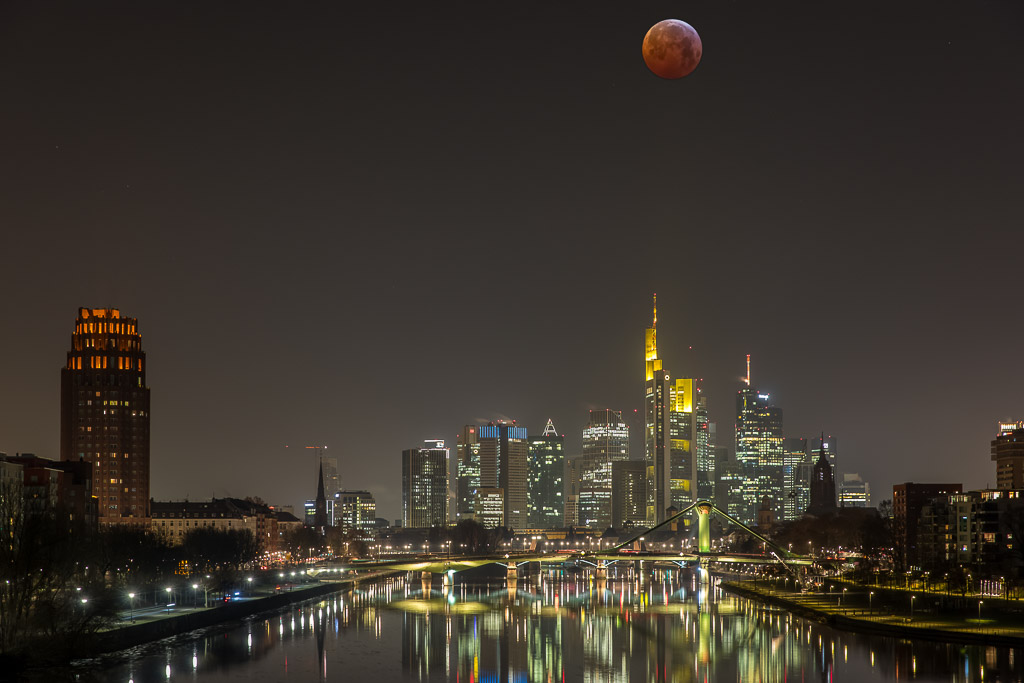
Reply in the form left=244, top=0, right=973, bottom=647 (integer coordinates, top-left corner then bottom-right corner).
left=745, top=354, right=751, bottom=386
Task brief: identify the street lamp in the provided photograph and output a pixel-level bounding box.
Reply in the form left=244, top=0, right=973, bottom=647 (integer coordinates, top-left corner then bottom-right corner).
left=910, top=594, right=915, bottom=620
left=247, top=576, right=253, bottom=597
left=128, top=592, right=136, bottom=622
left=978, top=600, right=983, bottom=620
left=165, top=587, right=173, bottom=613
left=192, top=583, right=199, bottom=608
left=869, top=591, right=874, bottom=615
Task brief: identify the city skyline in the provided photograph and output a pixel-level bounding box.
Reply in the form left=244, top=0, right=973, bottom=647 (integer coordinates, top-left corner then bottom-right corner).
left=2, top=1, right=1022, bottom=521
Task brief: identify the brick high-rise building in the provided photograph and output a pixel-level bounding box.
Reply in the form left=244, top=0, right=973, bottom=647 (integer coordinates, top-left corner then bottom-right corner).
left=991, top=423, right=1024, bottom=490
left=60, top=308, right=150, bottom=526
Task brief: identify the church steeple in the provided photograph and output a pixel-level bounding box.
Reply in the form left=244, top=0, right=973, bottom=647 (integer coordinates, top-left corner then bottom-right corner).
left=313, top=458, right=328, bottom=531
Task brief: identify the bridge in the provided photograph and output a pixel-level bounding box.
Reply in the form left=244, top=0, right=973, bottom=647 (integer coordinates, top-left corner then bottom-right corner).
left=326, top=500, right=822, bottom=583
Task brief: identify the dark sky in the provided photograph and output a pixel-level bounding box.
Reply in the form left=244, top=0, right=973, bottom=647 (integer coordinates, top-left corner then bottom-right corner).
left=2, top=1, right=1022, bottom=521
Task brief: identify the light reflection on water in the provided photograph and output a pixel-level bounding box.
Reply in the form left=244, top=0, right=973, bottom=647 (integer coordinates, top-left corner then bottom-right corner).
left=78, top=570, right=1022, bottom=682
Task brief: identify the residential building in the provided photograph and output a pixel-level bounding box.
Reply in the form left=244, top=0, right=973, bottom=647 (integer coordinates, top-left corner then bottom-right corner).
left=1, top=453, right=97, bottom=526
left=151, top=497, right=279, bottom=551
left=991, top=424, right=1024, bottom=490
left=893, top=482, right=963, bottom=568
left=60, top=307, right=150, bottom=526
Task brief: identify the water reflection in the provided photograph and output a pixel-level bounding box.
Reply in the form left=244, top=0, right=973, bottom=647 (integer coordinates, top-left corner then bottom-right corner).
left=78, top=569, right=1022, bottom=682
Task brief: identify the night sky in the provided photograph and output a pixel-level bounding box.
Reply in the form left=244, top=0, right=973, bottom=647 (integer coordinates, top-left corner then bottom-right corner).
left=2, top=1, right=1022, bottom=521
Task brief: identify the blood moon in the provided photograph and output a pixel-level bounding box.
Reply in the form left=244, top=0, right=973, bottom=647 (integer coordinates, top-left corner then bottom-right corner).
left=642, top=19, right=702, bottom=79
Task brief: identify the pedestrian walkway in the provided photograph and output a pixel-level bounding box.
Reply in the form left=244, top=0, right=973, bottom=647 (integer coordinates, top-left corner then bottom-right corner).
left=726, top=581, right=1024, bottom=644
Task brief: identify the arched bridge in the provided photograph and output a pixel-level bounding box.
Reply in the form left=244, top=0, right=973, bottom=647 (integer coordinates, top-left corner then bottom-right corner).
left=326, top=500, right=819, bottom=580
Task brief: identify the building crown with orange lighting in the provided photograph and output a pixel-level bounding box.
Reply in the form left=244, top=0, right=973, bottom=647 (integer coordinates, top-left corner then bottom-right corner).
left=60, top=307, right=151, bottom=526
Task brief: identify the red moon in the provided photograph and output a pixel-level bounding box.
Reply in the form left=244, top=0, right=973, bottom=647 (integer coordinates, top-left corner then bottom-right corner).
left=642, top=19, right=702, bottom=79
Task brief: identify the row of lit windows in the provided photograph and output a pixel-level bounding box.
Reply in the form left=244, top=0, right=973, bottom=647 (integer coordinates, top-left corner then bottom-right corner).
left=68, top=355, right=143, bottom=371
left=75, top=320, right=138, bottom=335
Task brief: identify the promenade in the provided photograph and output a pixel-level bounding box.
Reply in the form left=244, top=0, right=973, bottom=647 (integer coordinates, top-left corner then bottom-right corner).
left=724, top=578, right=1024, bottom=646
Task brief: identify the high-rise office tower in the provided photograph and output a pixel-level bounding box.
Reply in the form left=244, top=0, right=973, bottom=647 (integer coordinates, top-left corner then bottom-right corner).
left=611, top=460, right=647, bottom=528
left=60, top=307, right=150, bottom=526
left=783, top=437, right=809, bottom=521
left=576, top=409, right=630, bottom=528
left=334, top=490, right=376, bottom=534
left=528, top=419, right=564, bottom=528
left=734, top=357, right=784, bottom=524
left=669, top=377, right=700, bottom=511
left=695, top=397, right=713, bottom=501
left=839, top=474, right=870, bottom=507
left=455, top=425, right=481, bottom=519
left=645, top=295, right=672, bottom=523
left=478, top=422, right=529, bottom=530
left=402, top=439, right=449, bottom=528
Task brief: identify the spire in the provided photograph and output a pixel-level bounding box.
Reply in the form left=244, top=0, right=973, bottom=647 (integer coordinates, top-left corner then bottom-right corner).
left=652, top=292, right=658, bottom=330
left=542, top=419, right=557, bottom=436
left=316, top=459, right=326, bottom=501
left=745, top=354, right=751, bottom=386
left=313, top=458, right=328, bottom=531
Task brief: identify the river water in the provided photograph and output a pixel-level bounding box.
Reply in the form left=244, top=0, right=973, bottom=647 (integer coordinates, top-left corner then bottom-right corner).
left=70, top=570, right=1021, bottom=682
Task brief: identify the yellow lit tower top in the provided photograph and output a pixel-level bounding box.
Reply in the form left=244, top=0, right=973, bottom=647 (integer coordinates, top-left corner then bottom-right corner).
left=645, top=293, right=663, bottom=381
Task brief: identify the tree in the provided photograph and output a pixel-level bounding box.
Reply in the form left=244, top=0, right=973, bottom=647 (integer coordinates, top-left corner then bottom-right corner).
left=0, top=482, right=116, bottom=658
left=182, top=527, right=260, bottom=573
left=282, top=526, right=326, bottom=562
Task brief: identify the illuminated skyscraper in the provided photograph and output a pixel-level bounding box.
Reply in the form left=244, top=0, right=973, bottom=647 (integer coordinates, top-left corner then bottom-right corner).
left=576, top=409, right=630, bottom=528
left=734, top=357, right=784, bottom=524
left=60, top=307, right=150, bottom=526
left=645, top=296, right=671, bottom=523
left=839, top=474, right=870, bottom=507
left=528, top=420, right=564, bottom=529
left=611, top=460, right=647, bottom=528
left=695, top=397, right=713, bottom=501
left=479, top=421, right=529, bottom=530
left=455, top=425, right=481, bottom=519
left=782, top=437, right=809, bottom=521
left=644, top=297, right=699, bottom=523
left=669, top=377, right=700, bottom=511
left=402, top=439, right=449, bottom=528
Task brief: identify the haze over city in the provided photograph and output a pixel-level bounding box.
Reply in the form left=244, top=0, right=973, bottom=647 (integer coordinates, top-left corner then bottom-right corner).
left=2, top=0, right=1022, bottom=521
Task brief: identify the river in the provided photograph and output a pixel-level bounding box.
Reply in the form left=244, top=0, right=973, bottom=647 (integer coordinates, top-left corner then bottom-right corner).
left=68, top=569, right=1021, bottom=682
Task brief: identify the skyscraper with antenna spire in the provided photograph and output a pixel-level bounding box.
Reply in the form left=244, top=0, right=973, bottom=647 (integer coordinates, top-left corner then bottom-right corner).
left=644, top=295, right=702, bottom=523
left=734, top=355, right=785, bottom=524
left=645, top=294, right=671, bottom=523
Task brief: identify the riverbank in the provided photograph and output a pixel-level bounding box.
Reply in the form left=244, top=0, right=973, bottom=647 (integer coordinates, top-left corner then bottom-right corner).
left=722, top=579, right=1024, bottom=648
left=1, top=569, right=398, bottom=681
left=89, top=578, right=352, bottom=655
